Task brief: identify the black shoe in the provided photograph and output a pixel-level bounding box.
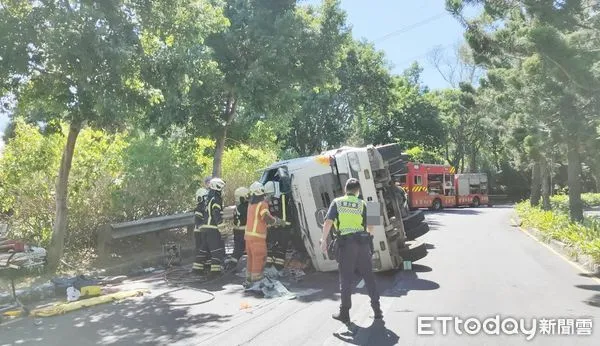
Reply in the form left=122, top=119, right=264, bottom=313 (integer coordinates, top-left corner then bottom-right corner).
left=332, top=311, right=350, bottom=324
left=373, top=308, right=383, bottom=320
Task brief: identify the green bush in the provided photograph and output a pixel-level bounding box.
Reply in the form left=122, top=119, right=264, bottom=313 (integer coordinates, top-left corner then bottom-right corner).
left=516, top=201, right=600, bottom=263
left=193, top=137, right=278, bottom=206
left=550, top=193, right=600, bottom=212
left=0, top=121, right=280, bottom=260
left=112, top=134, right=204, bottom=221
left=0, top=121, right=126, bottom=249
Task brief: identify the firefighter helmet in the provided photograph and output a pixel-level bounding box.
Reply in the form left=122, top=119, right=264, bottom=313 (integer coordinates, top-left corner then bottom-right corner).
left=249, top=181, right=265, bottom=196
left=234, top=187, right=250, bottom=200
left=209, top=178, right=225, bottom=191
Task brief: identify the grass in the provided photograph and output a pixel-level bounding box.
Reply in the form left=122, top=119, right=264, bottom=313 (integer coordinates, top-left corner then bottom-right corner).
left=550, top=193, right=600, bottom=212
left=515, top=200, right=600, bottom=264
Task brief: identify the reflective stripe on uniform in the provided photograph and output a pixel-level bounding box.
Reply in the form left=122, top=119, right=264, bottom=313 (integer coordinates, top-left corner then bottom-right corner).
left=247, top=203, right=267, bottom=239
left=335, top=195, right=365, bottom=236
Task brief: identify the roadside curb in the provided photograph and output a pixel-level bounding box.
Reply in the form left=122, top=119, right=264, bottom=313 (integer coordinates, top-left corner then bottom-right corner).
left=511, top=216, right=600, bottom=276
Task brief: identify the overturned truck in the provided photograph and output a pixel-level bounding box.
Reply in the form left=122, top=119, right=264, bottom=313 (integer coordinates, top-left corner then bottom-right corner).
left=260, top=144, right=429, bottom=272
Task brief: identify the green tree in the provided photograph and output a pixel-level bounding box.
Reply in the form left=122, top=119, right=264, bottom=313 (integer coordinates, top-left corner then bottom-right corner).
left=284, top=38, right=392, bottom=156
left=155, top=0, right=338, bottom=177
left=448, top=0, right=600, bottom=221
left=0, top=0, right=224, bottom=270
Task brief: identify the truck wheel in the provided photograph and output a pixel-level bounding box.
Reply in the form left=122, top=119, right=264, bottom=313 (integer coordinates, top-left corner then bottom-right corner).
left=398, top=241, right=428, bottom=263
left=403, top=210, right=425, bottom=231
left=472, top=197, right=480, bottom=207
left=406, top=222, right=429, bottom=241
left=431, top=199, right=442, bottom=211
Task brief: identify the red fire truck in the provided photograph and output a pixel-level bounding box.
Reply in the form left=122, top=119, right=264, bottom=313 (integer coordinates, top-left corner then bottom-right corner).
left=396, top=162, right=489, bottom=210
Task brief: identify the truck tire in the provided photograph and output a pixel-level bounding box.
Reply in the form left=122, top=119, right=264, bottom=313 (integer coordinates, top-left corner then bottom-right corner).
left=398, top=241, right=428, bottom=263
left=403, top=210, right=425, bottom=231
left=375, top=143, right=404, bottom=162
left=472, top=197, right=480, bottom=207
left=406, top=222, right=429, bottom=241
left=430, top=198, right=442, bottom=211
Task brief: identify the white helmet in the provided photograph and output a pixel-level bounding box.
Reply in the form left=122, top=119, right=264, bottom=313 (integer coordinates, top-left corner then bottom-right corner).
left=196, top=188, right=208, bottom=200
left=234, top=187, right=250, bottom=200
left=249, top=181, right=265, bottom=196
left=209, top=178, right=225, bottom=191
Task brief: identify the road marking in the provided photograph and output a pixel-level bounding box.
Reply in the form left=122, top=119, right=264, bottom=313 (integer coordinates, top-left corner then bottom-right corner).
left=519, top=226, right=600, bottom=285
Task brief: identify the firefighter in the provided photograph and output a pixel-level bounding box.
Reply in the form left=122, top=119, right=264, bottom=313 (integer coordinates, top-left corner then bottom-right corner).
left=264, top=181, right=292, bottom=271
left=244, top=181, right=284, bottom=287
left=320, top=178, right=383, bottom=323
left=192, top=187, right=209, bottom=274
left=231, top=186, right=249, bottom=264
left=200, top=177, right=226, bottom=276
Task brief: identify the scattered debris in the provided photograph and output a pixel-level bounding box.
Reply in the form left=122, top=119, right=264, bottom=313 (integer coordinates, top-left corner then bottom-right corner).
left=244, top=277, right=296, bottom=299
left=30, top=289, right=149, bottom=317
left=240, top=301, right=251, bottom=310
left=263, top=266, right=281, bottom=279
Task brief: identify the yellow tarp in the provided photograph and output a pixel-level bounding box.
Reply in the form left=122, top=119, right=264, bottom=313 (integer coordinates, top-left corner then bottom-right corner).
left=30, top=289, right=149, bottom=317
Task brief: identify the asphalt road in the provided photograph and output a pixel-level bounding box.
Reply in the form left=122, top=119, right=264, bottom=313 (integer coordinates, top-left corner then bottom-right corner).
left=1, top=205, right=599, bottom=345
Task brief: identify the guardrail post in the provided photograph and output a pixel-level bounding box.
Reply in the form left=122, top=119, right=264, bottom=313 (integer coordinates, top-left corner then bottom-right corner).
left=97, top=224, right=112, bottom=263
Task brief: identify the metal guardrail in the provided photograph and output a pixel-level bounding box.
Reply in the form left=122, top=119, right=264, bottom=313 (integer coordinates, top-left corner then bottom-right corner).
left=97, top=206, right=235, bottom=262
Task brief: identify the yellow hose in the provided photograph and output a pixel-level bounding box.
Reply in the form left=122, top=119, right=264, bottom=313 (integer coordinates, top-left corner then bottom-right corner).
left=29, top=289, right=149, bottom=317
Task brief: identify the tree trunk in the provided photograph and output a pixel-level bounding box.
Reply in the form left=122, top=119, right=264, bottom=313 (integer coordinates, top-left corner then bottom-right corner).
left=594, top=174, right=600, bottom=193
left=468, top=149, right=478, bottom=173
left=46, top=121, right=82, bottom=272
left=530, top=161, right=542, bottom=207
left=567, top=141, right=584, bottom=222
left=541, top=161, right=551, bottom=211
left=211, top=95, right=237, bottom=178
left=212, top=128, right=227, bottom=178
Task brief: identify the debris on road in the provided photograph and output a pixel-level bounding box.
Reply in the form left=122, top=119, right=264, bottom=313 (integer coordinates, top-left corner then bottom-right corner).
left=244, top=277, right=296, bottom=299
left=29, top=289, right=149, bottom=317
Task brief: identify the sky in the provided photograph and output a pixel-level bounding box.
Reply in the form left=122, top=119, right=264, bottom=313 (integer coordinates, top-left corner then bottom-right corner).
left=304, top=0, right=471, bottom=88
left=0, top=0, right=474, bottom=139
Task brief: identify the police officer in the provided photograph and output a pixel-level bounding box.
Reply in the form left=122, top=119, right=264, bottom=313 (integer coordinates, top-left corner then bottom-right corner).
left=320, top=178, right=382, bottom=323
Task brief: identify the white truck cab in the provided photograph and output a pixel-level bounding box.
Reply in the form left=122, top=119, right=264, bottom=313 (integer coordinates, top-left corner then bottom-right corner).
left=260, top=144, right=429, bottom=272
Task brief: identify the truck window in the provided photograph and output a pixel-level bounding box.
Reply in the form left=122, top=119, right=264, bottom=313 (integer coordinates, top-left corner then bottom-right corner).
left=444, top=174, right=455, bottom=196
left=399, top=175, right=407, bottom=184
left=310, top=173, right=349, bottom=211
left=414, top=175, right=422, bottom=185
left=444, top=174, right=453, bottom=184
left=427, top=174, right=443, bottom=195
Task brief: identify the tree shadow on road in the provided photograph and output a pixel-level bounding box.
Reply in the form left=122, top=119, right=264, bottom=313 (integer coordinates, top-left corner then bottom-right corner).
left=333, top=319, right=399, bottom=345
left=574, top=284, right=600, bottom=308
left=427, top=208, right=483, bottom=215
left=0, top=290, right=233, bottom=346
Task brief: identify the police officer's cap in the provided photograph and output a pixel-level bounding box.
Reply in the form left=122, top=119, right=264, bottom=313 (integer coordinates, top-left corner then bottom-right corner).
left=345, top=178, right=361, bottom=192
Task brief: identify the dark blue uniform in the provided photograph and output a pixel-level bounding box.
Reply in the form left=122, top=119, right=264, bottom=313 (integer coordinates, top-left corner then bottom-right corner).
left=326, top=194, right=381, bottom=319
